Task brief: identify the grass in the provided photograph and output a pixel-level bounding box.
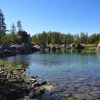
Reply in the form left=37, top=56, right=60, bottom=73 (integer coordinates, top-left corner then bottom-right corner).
left=0, top=60, right=28, bottom=81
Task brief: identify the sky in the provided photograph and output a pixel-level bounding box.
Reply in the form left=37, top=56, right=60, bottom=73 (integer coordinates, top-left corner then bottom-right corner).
left=0, top=0, right=100, bottom=35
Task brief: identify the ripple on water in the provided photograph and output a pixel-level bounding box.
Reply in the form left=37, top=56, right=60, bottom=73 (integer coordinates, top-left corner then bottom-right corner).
left=6, top=53, right=100, bottom=99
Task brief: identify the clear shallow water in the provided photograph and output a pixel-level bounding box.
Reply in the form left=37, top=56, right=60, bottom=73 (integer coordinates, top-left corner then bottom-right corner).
left=6, top=52, right=100, bottom=99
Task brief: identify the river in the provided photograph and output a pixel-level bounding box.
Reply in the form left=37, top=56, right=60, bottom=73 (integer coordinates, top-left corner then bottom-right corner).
left=6, top=51, right=100, bottom=100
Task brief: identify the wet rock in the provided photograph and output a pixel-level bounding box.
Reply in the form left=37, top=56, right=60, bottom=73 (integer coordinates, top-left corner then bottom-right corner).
left=29, top=88, right=45, bottom=99
left=40, top=81, right=47, bottom=85
left=33, top=83, right=41, bottom=88
left=29, top=91, right=36, bottom=99
left=44, top=85, right=55, bottom=92
left=29, top=77, right=37, bottom=83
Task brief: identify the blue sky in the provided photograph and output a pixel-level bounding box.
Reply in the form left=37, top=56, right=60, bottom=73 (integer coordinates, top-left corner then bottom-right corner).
left=0, top=0, right=100, bottom=35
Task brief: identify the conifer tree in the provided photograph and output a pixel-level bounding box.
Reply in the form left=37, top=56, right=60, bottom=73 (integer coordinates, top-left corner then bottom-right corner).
left=17, top=20, right=22, bottom=31
left=0, top=9, right=6, bottom=37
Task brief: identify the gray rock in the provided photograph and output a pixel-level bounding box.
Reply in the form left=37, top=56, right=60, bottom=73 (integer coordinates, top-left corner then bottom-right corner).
left=70, top=44, right=85, bottom=50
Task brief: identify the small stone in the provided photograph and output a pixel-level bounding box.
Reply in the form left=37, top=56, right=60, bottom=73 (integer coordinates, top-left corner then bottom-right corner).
left=41, top=81, right=47, bottom=85
left=29, top=92, right=35, bottom=99
left=33, top=83, right=41, bottom=87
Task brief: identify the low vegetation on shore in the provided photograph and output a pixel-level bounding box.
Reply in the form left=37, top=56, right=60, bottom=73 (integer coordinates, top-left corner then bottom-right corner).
left=0, top=60, right=57, bottom=100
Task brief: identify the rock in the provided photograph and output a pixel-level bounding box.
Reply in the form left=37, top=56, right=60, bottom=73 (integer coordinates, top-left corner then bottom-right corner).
left=2, top=43, right=11, bottom=50
left=0, top=70, right=4, bottom=74
left=16, top=44, right=29, bottom=54
left=11, top=43, right=33, bottom=55
left=44, top=85, right=54, bottom=92
left=40, top=81, right=47, bottom=85
left=0, top=95, right=3, bottom=100
left=96, top=43, right=100, bottom=52
left=33, top=83, right=41, bottom=88
left=29, top=88, right=45, bottom=99
left=0, top=61, right=50, bottom=100
left=29, top=91, right=36, bottom=99
left=0, top=49, right=5, bottom=57
left=4, top=49, right=16, bottom=56
left=38, top=88, right=45, bottom=95
left=29, top=78, right=37, bottom=82
left=24, top=96, right=29, bottom=99
left=32, top=46, right=40, bottom=52
left=31, top=80, right=37, bottom=84
left=51, top=47, right=56, bottom=52
left=3, top=89, right=23, bottom=100
left=70, top=44, right=85, bottom=50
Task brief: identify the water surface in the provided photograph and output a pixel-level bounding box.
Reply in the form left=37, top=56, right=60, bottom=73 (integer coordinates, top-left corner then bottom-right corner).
left=6, top=51, right=100, bottom=99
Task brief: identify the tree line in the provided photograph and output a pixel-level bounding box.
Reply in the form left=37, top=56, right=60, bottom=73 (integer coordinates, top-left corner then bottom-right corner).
left=0, top=9, right=30, bottom=44
left=0, top=9, right=100, bottom=45
left=31, top=32, right=100, bottom=45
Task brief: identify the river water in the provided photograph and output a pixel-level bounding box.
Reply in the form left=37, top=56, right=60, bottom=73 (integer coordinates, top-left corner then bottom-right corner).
left=6, top=51, right=100, bottom=100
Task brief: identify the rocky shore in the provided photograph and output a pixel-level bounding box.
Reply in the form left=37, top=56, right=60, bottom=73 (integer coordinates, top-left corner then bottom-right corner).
left=0, top=42, right=86, bottom=57
left=0, top=60, right=56, bottom=100
left=0, top=42, right=40, bottom=57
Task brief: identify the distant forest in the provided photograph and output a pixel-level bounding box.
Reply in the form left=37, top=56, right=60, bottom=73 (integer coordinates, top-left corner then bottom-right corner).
left=0, top=9, right=100, bottom=45
left=31, top=31, right=100, bottom=45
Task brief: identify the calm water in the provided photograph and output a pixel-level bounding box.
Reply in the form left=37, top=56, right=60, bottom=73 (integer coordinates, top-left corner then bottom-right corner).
left=6, top=51, right=100, bottom=99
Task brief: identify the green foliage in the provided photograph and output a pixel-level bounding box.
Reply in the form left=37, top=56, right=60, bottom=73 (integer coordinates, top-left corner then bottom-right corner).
left=32, top=31, right=63, bottom=45
left=31, top=31, right=100, bottom=45
left=0, top=9, right=100, bottom=45
left=0, top=30, right=31, bottom=44
left=0, top=33, right=18, bottom=43
left=0, top=60, right=26, bottom=71
left=17, top=20, right=22, bottom=31
left=0, top=9, right=6, bottom=36
left=0, top=60, right=28, bottom=81
left=18, top=31, right=30, bottom=42
left=11, top=23, right=16, bottom=35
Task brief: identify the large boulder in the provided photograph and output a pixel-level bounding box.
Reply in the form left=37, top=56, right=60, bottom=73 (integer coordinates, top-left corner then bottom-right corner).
left=96, top=43, right=100, bottom=52
left=11, top=43, right=33, bottom=54
left=0, top=49, right=5, bottom=57
left=4, top=50, right=16, bottom=56
left=2, top=43, right=11, bottom=50
left=16, top=43, right=31, bottom=54
left=32, top=46, right=40, bottom=52
left=70, top=44, right=85, bottom=50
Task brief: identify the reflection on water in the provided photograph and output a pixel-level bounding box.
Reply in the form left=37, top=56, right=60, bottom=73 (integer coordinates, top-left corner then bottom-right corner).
left=6, top=50, right=100, bottom=99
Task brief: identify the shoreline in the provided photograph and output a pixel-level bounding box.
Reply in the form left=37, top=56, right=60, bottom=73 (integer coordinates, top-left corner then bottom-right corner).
left=0, top=60, right=56, bottom=100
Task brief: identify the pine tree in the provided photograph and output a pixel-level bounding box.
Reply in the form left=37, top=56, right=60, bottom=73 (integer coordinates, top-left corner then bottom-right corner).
left=11, top=23, right=16, bottom=35
left=0, top=9, right=6, bottom=37
left=17, top=20, right=22, bottom=31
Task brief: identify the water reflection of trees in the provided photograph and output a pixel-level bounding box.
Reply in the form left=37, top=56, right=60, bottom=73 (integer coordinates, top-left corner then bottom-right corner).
left=70, top=49, right=82, bottom=53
